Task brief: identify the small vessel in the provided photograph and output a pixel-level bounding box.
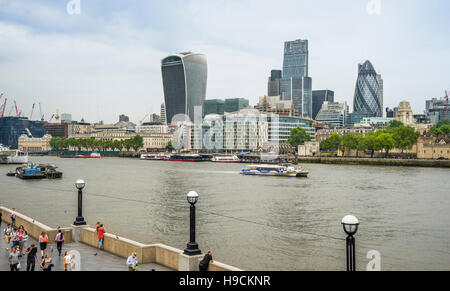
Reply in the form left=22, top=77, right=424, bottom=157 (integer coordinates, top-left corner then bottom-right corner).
left=211, top=155, right=241, bottom=163
left=0, top=145, right=29, bottom=164
left=15, top=163, right=63, bottom=179
left=240, top=164, right=309, bottom=178
left=61, top=152, right=101, bottom=159
left=140, top=153, right=171, bottom=161
left=167, top=154, right=208, bottom=162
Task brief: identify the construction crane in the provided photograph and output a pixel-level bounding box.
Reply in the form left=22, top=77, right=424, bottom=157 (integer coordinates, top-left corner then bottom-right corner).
left=39, top=102, right=44, bottom=121
left=0, top=98, right=7, bottom=117
left=14, top=100, right=20, bottom=117
left=445, top=91, right=449, bottom=120
left=49, top=114, right=55, bottom=122
left=29, top=103, right=36, bottom=120
left=139, top=113, right=150, bottom=125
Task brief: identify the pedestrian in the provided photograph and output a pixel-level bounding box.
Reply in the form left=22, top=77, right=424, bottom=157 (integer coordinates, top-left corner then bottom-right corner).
left=199, top=251, right=214, bottom=271
left=126, top=252, right=138, bottom=271
left=8, top=247, right=20, bottom=271
left=0, top=211, right=2, bottom=225
left=24, top=244, right=37, bottom=271
left=40, top=253, right=53, bottom=271
left=2, top=224, right=12, bottom=250
left=16, top=226, right=25, bottom=254
left=97, top=224, right=105, bottom=250
left=95, top=221, right=101, bottom=231
left=55, top=229, right=65, bottom=256
left=21, top=231, right=29, bottom=252
left=10, top=228, right=18, bottom=250
left=11, top=208, right=16, bottom=228
left=39, top=231, right=49, bottom=259
left=63, top=250, right=73, bottom=271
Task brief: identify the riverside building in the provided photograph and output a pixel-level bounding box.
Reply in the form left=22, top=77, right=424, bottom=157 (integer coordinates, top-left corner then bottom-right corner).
left=315, top=101, right=349, bottom=128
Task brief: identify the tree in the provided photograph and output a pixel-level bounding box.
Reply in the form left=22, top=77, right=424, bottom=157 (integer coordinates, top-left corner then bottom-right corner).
left=124, top=139, right=132, bottom=151
left=132, top=135, right=144, bottom=152
left=440, top=125, right=450, bottom=135
left=287, top=127, right=311, bottom=148
left=390, top=125, right=420, bottom=153
left=320, top=132, right=342, bottom=152
left=355, top=135, right=366, bottom=157
left=342, top=134, right=358, bottom=156
left=365, top=132, right=378, bottom=158
left=112, top=140, right=122, bottom=151
left=166, top=140, right=175, bottom=151
left=375, top=132, right=395, bottom=158
left=436, top=118, right=450, bottom=128
left=388, top=120, right=404, bottom=129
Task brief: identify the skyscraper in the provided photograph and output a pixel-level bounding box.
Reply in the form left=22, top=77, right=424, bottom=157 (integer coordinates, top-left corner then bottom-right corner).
left=291, top=77, right=312, bottom=118
left=268, top=70, right=282, bottom=97
left=161, top=52, right=207, bottom=124
left=281, top=39, right=309, bottom=100
left=160, top=103, right=167, bottom=125
left=353, top=60, right=383, bottom=117
left=312, top=90, right=335, bottom=120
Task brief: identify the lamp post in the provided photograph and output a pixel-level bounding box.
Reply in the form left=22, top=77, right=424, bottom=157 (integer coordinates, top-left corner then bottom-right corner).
left=73, top=180, right=86, bottom=226
left=342, top=215, right=359, bottom=271
left=184, top=191, right=201, bottom=256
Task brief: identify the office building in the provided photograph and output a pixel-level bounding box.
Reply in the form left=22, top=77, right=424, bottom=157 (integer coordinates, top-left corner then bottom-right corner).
left=256, top=95, right=299, bottom=117
left=312, top=90, right=334, bottom=120
left=268, top=70, right=282, bottom=97
left=0, top=117, right=46, bottom=149
left=281, top=39, right=309, bottom=100
left=203, top=99, right=225, bottom=117
left=224, top=98, right=249, bottom=113
left=45, top=123, right=69, bottom=138
left=160, top=103, right=167, bottom=125
left=18, top=134, right=52, bottom=153
left=315, top=101, right=349, bottom=128
left=291, top=77, right=312, bottom=118
left=353, top=60, right=383, bottom=117
left=426, top=96, right=448, bottom=125
left=161, top=52, right=207, bottom=124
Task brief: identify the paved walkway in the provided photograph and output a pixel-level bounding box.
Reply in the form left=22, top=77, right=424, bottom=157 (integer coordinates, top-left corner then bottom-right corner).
left=0, top=222, right=172, bottom=271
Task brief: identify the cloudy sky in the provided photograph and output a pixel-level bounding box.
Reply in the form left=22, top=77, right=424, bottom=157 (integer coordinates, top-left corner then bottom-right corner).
left=0, top=0, right=449, bottom=123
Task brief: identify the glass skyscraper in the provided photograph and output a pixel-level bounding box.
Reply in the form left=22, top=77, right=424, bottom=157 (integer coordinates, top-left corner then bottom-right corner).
left=291, top=77, right=312, bottom=118
left=161, top=52, right=207, bottom=124
left=353, top=60, right=383, bottom=117
left=312, top=90, right=335, bottom=120
left=281, top=39, right=309, bottom=100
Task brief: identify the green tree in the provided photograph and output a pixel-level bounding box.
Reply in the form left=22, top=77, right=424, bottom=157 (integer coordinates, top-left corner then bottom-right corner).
left=287, top=127, right=311, bottom=148
left=132, top=135, right=144, bottom=152
left=112, top=140, right=122, bottom=151
left=388, top=120, right=404, bottom=129
left=320, top=132, right=342, bottom=152
left=123, top=139, right=132, bottom=151
left=342, top=134, right=358, bottom=156
left=166, top=140, right=175, bottom=151
left=390, top=125, right=420, bottom=153
left=440, top=125, right=450, bottom=135
left=375, top=132, right=395, bottom=158
left=365, top=131, right=378, bottom=158
left=436, top=118, right=450, bottom=128
left=355, top=135, right=366, bottom=157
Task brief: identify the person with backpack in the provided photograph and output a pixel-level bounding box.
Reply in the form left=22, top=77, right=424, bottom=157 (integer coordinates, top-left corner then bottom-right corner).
left=199, top=251, right=214, bottom=272
left=97, top=224, right=105, bottom=250
left=24, top=244, right=38, bottom=271
left=40, top=253, right=53, bottom=271
left=3, top=224, right=12, bottom=250
left=55, top=229, right=65, bottom=256
left=39, top=232, right=49, bottom=259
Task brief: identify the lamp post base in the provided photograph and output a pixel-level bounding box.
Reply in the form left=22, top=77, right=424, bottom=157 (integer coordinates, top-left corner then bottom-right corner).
left=73, top=216, right=86, bottom=226
left=184, top=242, right=201, bottom=256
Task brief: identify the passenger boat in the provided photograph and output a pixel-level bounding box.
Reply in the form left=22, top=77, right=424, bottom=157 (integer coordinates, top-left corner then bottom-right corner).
left=140, top=153, right=171, bottom=161
left=240, top=164, right=309, bottom=178
left=0, top=145, right=29, bottom=164
left=167, top=154, right=208, bottom=162
left=61, top=153, right=101, bottom=159
left=211, top=155, right=241, bottom=163
left=15, top=163, right=63, bottom=179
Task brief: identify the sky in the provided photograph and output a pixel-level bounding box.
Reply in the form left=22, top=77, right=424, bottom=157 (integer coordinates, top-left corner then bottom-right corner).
left=0, top=0, right=449, bottom=124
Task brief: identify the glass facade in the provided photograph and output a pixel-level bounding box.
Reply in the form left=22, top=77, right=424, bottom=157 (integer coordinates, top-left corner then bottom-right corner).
left=315, top=102, right=349, bottom=128
left=203, top=99, right=225, bottom=117
left=312, top=90, right=335, bottom=120
left=161, top=53, right=207, bottom=124
left=268, top=70, right=282, bottom=97
left=353, top=60, right=383, bottom=117
left=268, top=116, right=315, bottom=143
left=0, top=117, right=45, bottom=149
left=291, top=77, right=312, bottom=118
left=281, top=39, right=309, bottom=100
left=224, top=98, right=249, bottom=113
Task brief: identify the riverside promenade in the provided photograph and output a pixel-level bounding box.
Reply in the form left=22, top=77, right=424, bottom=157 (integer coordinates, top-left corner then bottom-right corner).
left=0, top=206, right=242, bottom=271
left=0, top=222, right=171, bottom=271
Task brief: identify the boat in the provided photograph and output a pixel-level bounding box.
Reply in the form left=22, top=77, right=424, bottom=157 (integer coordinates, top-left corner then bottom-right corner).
left=61, top=152, right=101, bottom=159
left=211, top=155, right=241, bottom=163
left=0, top=145, right=29, bottom=164
left=140, top=153, right=171, bottom=161
left=167, top=154, right=208, bottom=162
left=240, top=164, right=309, bottom=178
left=15, top=163, right=63, bottom=179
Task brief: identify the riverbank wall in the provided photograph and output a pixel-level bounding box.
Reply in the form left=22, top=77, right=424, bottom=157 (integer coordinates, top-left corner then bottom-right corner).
left=0, top=206, right=242, bottom=271
left=297, top=157, right=450, bottom=168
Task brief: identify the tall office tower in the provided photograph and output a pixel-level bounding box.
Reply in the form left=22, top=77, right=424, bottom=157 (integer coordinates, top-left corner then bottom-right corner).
left=291, top=77, right=312, bottom=118
left=281, top=39, right=309, bottom=100
left=312, top=90, right=335, bottom=120
left=353, top=60, right=383, bottom=117
left=268, top=70, right=282, bottom=97
left=160, top=103, right=167, bottom=125
left=161, top=52, right=207, bottom=124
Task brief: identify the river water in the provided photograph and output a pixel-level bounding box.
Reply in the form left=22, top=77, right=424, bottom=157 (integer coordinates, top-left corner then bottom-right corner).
left=1, top=157, right=449, bottom=271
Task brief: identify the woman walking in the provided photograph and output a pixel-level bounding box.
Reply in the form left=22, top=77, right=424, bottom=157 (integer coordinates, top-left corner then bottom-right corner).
left=55, top=229, right=65, bottom=256
left=40, top=253, right=53, bottom=271
left=63, top=250, right=73, bottom=271
left=38, top=232, right=49, bottom=259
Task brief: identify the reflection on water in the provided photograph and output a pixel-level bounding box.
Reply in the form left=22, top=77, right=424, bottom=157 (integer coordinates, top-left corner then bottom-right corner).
left=1, top=157, right=450, bottom=270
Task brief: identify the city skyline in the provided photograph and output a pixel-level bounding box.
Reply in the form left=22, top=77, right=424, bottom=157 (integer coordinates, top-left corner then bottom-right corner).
left=0, top=0, right=449, bottom=123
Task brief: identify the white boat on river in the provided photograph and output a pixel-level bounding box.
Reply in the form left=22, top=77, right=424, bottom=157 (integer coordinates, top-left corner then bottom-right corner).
left=240, top=164, right=309, bottom=178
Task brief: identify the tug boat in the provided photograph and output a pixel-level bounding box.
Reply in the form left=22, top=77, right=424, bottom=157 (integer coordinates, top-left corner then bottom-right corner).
left=15, top=163, right=63, bottom=179
left=211, top=155, right=241, bottom=163
left=240, top=164, right=309, bottom=178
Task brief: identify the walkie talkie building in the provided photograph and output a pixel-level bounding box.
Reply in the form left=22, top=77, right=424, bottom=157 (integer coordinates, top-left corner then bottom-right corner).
left=353, top=60, right=383, bottom=117
left=161, top=52, right=207, bottom=124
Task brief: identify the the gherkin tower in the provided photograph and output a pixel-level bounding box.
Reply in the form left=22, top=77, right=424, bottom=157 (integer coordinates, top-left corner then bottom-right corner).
left=353, top=60, right=383, bottom=117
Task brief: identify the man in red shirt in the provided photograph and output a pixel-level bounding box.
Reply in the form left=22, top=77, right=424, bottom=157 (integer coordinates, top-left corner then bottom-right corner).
left=97, top=224, right=105, bottom=250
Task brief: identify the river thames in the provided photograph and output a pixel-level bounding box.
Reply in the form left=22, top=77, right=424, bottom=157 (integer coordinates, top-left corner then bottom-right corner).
left=1, top=157, right=449, bottom=271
